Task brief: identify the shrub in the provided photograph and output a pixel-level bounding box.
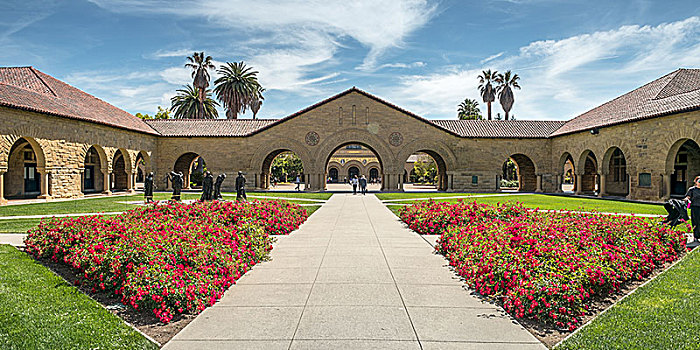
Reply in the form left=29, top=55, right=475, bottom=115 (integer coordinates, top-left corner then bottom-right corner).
left=24, top=200, right=308, bottom=323
left=398, top=200, right=687, bottom=330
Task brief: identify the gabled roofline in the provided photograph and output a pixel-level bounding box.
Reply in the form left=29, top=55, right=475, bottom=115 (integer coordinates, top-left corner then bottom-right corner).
left=233, top=87, right=465, bottom=138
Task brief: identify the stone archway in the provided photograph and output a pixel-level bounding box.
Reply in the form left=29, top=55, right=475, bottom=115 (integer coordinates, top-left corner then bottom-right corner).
left=507, top=154, right=537, bottom=192
left=320, top=142, right=384, bottom=191
left=112, top=149, right=132, bottom=191
left=313, top=129, right=394, bottom=191
left=666, top=139, right=700, bottom=196
left=558, top=152, right=576, bottom=193
left=3, top=136, right=48, bottom=199
left=82, top=145, right=108, bottom=194
left=396, top=138, right=456, bottom=192
left=577, top=150, right=599, bottom=195
left=173, top=152, right=206, bottom=190
left=601, top=146, right=629, bottom=197
left=260, top=150, right=306, bottom=189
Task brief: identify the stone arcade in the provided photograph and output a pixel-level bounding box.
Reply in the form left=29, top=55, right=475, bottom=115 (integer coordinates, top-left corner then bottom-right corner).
left=1, top=66, right=699, bottom=204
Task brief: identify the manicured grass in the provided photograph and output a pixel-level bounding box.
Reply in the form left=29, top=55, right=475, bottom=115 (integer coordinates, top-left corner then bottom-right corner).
left=0, top=192, right=330, bottom=218
left=557, top=249, right=700, bottom=349
left=0, top=245, right=156, bottom=349
left=305, top=205, right=321, bottom=215
left=388, top=194, right=666, bottom=215
left=246, top=192, right=333, bottom=200
left=375, top=192, right=484, bottom=200
left=0, top=219, right=44, bottom=233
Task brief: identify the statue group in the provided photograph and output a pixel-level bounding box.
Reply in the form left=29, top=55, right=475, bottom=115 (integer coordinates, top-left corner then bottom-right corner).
left=200, top=172, right=227, bottom=201
left=144, top=170, right=235, bottom=202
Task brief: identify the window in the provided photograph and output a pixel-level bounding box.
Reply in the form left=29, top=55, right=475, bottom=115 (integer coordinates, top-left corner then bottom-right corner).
left=346, top=145, right=361, bottom=150
left=472, top=176, right=478, bottom=185
left=639, top=173, right=652, bottom=187
left=611, top=148, right=626, bottom=182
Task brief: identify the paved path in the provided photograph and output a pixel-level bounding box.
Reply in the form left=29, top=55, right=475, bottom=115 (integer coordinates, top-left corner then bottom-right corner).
left=164, top=194, right=544, bottom=350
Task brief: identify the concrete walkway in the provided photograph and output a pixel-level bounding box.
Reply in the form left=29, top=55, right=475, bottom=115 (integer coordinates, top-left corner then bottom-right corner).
left=164, top=194, right=544, bottom=350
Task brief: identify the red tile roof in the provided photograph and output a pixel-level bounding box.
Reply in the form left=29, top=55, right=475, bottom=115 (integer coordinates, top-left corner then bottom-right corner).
left=146, top=119, right=277, bottom=137
left=0, top=67, right=158, bottom=135
left=551, top=69, right=700, bottom=136
left=432, top=120, right=566, bottom=138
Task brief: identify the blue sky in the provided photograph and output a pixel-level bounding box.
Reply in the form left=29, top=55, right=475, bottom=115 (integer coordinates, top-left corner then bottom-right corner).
left=2, top=0, right=699, bottom=120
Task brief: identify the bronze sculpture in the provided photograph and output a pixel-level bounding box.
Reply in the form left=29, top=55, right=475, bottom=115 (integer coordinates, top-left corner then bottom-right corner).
left=144, top=172, right=155, bottom=203
left=214, top=173, right=226, bottom=200
left=169, top=171, right=184, bottom=201
left=201, top=171, right=214, bottom=201
left=235, top=171, right=247, bottom=201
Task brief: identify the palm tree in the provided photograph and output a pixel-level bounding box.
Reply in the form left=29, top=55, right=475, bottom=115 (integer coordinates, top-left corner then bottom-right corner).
left=213, top=61, right=261, bottom=119
left=185, top=52, right=215, bottom=118
left=249, top=87, right=265, bottom=119
left=478, top=69, right=498, bottom=120
left=457, top=98, right=482, bottom=120
left=170, top=84, right=219, bottom=119
left=496, top=70, right=521, bottom=120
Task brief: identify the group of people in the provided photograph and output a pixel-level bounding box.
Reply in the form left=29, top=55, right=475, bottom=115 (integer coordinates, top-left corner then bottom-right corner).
left=349, top=174, right=368, bottom=195
left=144, top=171, right=248, bottom=202
left=664, top=175, right=700, bottom=248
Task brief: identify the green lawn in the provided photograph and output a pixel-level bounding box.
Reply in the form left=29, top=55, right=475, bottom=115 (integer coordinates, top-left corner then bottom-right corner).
left=385, top=194, right=666, bottom=215
left=375, top=192, right=485, bottom=200
left=557, top=249, right=700, bottom=349
left=0, top=245, right=157, bottom=350
left=0, top=219, right=45, bottom=233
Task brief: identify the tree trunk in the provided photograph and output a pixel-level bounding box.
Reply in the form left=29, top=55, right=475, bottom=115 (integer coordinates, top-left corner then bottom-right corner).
left=487, top=103, right=492, bottom=120
left=226, top=109, right=237, bottom=119
left=505, top=111, right=509, bottom=120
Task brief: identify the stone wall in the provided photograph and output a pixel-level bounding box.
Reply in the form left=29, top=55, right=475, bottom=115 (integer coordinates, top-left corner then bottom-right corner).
left=0, top=107, right=157, bottom=201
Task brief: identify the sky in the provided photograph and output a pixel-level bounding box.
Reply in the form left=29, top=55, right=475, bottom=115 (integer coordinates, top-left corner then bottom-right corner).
left=2, top=0, right=699, bottom=121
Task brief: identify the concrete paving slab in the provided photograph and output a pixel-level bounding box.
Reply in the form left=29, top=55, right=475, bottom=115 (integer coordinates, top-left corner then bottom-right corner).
left=307, top=283, right=403, bottom=306
left=217, top=284, right=313, bottom=307
left=166, top=340, right=291, bottom=350
left=235, top=267, right=318, bottom=284
left=169, top=306, right=303, bottom=341
left=407, top=306, right=542, bottom=345
left=294, top=306, right=416, bottom=341
left=391, top=267, right=464, bottom=285
left=255, top=254, right=324, bottom=269
left=291, top=339, right=421, bottom=349
left=320, top=254, right=387, bottom=268
left=0, top=234, right=27, bottom=247
left=398, top=284, right=495, bottom=308
left=315, top=266, right=394, bottom=284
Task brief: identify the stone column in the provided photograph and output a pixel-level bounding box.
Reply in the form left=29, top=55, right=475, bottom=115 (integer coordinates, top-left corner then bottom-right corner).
left=662, top=173, right=672, bottom=200
left=127, top=172, right=136, bottom=193
left=37, top=168, right=51, bottom=199
left=102, top=170, right=112, bottom=195
left=575, top=174, right=583, bottom=195
left=398, top=172, right=404, bottom=191
left=536, top=174, right=543, bottom=193
left=0, top=170, right=6, bottom=205
left=447, top=172, right=455, bottom=192
left=554, top=174, right=562, bottom=193
left=598, top=174, right=606, bottom=197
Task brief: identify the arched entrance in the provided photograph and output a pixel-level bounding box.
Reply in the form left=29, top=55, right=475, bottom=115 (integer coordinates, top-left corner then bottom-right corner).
left=668, top=139, right=700, bottom=196
left=500, top=154, right=536, bottom=192
left=401, top=151, right=448, bottom=191
left=324, top=143, right=382, bottom=191
left=348, top=166, right=359, bottom=180
left=559, top=153, right=576, bottom=193
left=3, top=137, right=46, bottom=199
left=112, top=149, right=130, bottom=192
left=369, top=168, right=379, bottom=183
left=82, top=146, right=106, bottom=194
left=328, top=167, right=339, bottom=183
left=261, top=150, right=305, bottom=190
left=578, top=150, right=598, bottom=195
left=602, top=147, right=629, bottom=196
left=174, top=152, right=205, bottom=190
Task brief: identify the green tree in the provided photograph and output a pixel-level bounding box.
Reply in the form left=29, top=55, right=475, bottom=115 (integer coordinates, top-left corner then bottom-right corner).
left=170, top=84, right=219, bottom=119
left=496, top=70, right=521, bottom=120
left=457, top=98, right=482, bottom=120
left=135, top=112, right=152, bottom=120
left=478, top=69, right=498, bottom=120
left=185, top=52, right=216, bottom=119
left=214, top=61, right=262, bottom=119
left=271, top=152, right=304, bottom=182
left=154, top=106, right=172, bottom=119
left=412, top=158, right=437, bottom=183
left=249, top=87, right=265, bottom=119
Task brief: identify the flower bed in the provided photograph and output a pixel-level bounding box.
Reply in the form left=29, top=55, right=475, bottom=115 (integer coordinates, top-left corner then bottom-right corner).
left=398, top=200, right=687, bottom=330
left=24, top=200, right=308, bottom=323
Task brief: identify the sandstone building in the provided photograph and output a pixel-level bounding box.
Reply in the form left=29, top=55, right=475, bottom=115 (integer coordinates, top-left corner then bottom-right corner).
left=1, top=66, right=699, bottom=204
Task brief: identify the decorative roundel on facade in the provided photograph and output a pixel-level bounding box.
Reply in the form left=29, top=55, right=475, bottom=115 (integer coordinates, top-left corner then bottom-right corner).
left=305, top=131, right=320, bottom=146
left=389, top=132, right=403, bottom=147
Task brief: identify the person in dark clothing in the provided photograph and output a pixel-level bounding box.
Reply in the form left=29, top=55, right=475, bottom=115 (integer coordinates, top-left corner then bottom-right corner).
left=359, top=175, right=367, bottom=195
left=235, top=171, right=247, bottom=201
left=684, top=176, right=700, bottom=247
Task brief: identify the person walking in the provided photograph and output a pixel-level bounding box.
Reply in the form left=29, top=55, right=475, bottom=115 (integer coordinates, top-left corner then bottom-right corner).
left=351, top=175, right=358, bottom=195
left=685, top=175, right=700, bottom=247
left=359, top=174, right=367, bottom=195
left=295, top=175, right=301, bottom=191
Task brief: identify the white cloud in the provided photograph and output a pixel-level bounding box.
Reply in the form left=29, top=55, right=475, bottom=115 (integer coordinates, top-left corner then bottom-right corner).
left=148, top=48, right=195, bottom=59
left=480, top=52, right=503, bottom=64
left=377, top=61, right=426, bottom=70
left=88, top=0, right=436, bottom=71
left=385, top=16, right=700, bottom=120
